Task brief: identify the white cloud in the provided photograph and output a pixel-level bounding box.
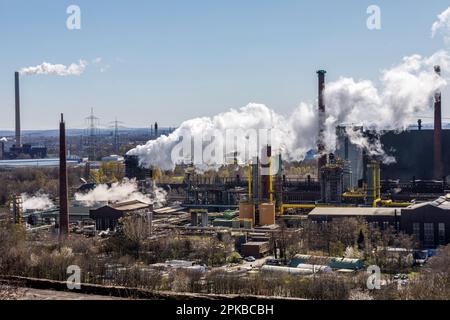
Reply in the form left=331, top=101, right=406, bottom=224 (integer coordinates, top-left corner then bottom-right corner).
left=432, top=7, right=450, bottom=43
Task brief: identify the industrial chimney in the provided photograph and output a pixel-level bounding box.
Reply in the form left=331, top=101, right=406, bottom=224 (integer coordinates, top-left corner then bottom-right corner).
left=15, top=72, right=21, bottom=147
left=260, top=145, right=272, bottom=201
left=317, top=70, right=327, bottom=180
left=434, top=65, right=443, bottom=180
left=59, top=114, right=69, bottom=241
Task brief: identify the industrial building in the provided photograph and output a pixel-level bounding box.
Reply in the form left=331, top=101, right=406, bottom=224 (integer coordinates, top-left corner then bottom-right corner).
left=337, top=66, right=449, bottom=185
left=307, top=194, right=450, bottom=249
left=308, top=207, right=401, bottom=228
left=11, top=64, right=447, bottom=257
left=241, top=241, right=271, bottom=259
left=401, top=195, right=450, bottom=248
left=90, top=200, right=153, bottom=231
left=380, top=130, right=450, bottom=182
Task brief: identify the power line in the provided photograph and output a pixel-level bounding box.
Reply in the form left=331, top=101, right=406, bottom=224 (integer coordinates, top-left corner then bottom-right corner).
left=85, top=108, right=100, bottom=161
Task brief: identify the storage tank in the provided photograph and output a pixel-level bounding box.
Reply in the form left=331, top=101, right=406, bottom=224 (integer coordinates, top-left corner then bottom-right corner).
left=239, top=202, right=255, bottom=223
left=259, top=203, right=275, bottom=226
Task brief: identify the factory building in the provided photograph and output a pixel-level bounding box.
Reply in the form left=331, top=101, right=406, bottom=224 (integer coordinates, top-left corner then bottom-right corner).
left=241, top=241, right=271, bottom=258
left=90, top=200, right=153, bottom=231
left=308, top=194, right=450, bottom=248
left=337, top=66, right=448, bottom=184
left=401, top=195, right=450, bottom=248
left=380, top=130, right=450, bottom=182
left=308, top=207, right=401, bottom=229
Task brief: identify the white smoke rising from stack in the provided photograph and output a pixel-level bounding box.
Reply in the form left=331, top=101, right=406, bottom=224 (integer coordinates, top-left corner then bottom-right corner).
left=19, top=60, right=88, bottom=76
left=128, top=52, right=448, bottom=168
left=127, top=103, right=318, bottom=170
left=129, top=8, right=450, bottom=168
left=74, top=179, right=167, bottom=208
left=21, top=193, right=55, bottom=211
left=324, top=50, right=449, bottom=161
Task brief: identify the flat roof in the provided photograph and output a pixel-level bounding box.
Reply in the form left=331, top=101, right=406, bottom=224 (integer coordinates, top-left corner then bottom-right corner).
left=308, top=207, right=402, bottom=217
left=406, top=195, right=450, bottom=210
left=241, top=241, right=270, bottom=246
left=154, top=206, right=186, bottom=214
left=110, top=200, right=151, bottom=211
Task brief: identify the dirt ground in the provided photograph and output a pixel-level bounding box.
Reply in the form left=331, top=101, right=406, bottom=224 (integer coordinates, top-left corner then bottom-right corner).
left=3, top=287, right=127, bottom=300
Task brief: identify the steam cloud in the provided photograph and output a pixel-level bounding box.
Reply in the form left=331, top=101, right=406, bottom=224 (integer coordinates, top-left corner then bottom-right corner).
left=20, top=60, right=88, bottom=76
left=128, top=52, right=448, bottom=169
left=128, top=103, right=318, bottom=171
left=74, top=179, right=167, bottom=208
left=21, top=193, right=55, bottom=211
left=432, top=7, right=450, bottom=43
left=324, top=50, right=449, bottom=161
left=128, top=7, right=450, bottom=169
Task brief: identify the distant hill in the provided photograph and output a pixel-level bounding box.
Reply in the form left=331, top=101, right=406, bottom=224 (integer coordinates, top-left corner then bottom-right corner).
left=0, top=127, right=174, bottom=138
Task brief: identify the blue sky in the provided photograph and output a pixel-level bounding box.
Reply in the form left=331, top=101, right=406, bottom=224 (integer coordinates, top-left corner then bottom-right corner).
left=0, top=0, right=449, bottom=130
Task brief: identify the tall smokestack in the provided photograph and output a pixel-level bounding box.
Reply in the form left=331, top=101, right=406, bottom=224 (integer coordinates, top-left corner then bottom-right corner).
left=15, top=72, right=21, bottom=147
left=59, top=114, right=69, bottom=241
left=317, top=70, right=327, bottom=180
left=434, top=65, right=443, bottom=180
left=260, top=145, right=272, bottom=201
left=0, top=141, right=4, bottom=160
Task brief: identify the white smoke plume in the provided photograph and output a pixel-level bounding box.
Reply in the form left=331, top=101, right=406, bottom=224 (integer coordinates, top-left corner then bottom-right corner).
left=432, top=7, right=450, bottom=43
left=127, top=103, right=318, bottom=171
left=74, top=179, right=167, bottom=208
left=129, top=8, right=450, bottom=168
left=21, top=193, right=55, bottom=212
left=20, top=60, right=88, bottom=76
left=325, top=50, right=449, bottom=159
left=129, top=51, right=447, bottom=169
